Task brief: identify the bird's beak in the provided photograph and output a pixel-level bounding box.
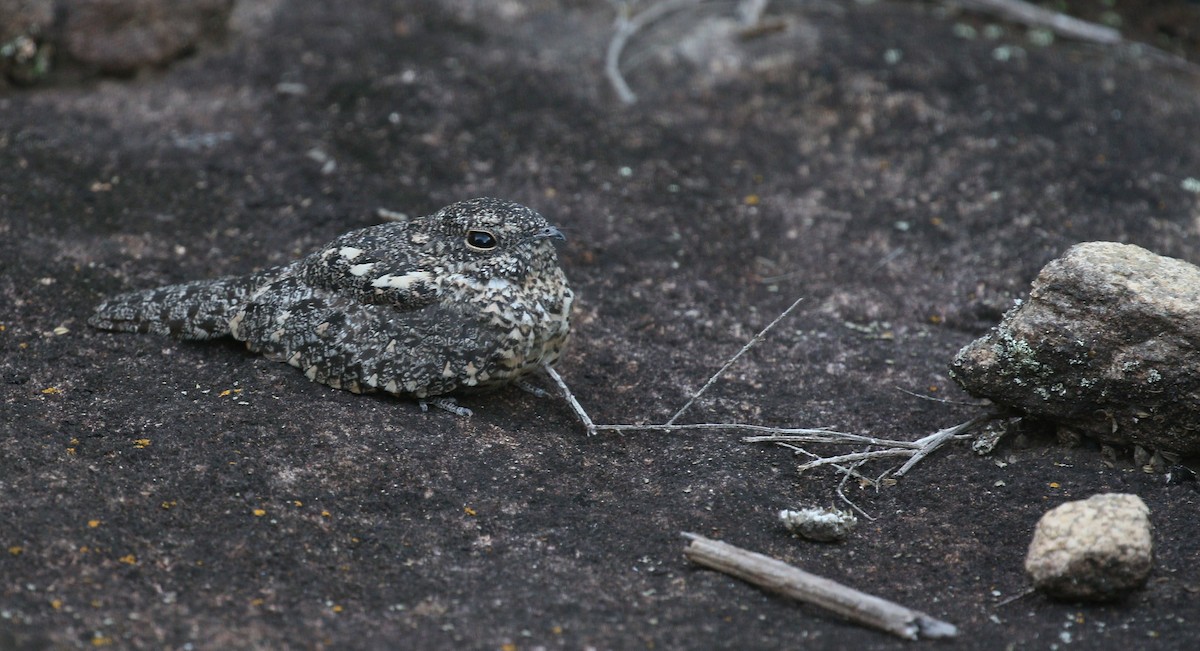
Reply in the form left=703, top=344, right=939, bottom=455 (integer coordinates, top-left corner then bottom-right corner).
left=533, top=226, right=566, bottom=242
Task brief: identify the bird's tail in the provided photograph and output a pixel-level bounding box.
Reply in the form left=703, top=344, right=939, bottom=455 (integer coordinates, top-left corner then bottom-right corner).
left=89, top=272, right=271, bottom=340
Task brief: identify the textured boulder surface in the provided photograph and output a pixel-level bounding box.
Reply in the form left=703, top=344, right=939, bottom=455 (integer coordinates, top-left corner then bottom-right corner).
left=1025, top=493, right=1153, bottom=601
left=63, top=0, right=235, bottom=73
left=0, top=0, right=234, bottom=83
left=951, top=242, right=1200, bottom=455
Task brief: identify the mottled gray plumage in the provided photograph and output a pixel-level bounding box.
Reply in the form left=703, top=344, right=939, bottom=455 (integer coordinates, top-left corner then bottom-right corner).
left=90, top=198, right=574, bottom=405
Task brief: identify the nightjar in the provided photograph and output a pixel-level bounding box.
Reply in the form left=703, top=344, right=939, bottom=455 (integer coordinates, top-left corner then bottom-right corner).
left=89, top=198, right=574, bottom=413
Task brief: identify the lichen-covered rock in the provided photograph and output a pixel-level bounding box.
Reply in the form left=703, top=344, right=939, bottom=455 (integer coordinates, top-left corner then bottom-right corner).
left=1024, top=493, right=1152, bottom=601
left=0, top=0, right=55, bottom=84
left=950, top=241, right=1200, bottom=455
left=778, top=506, right=857, bottom=542
left=63, top=0, right=235, bottom=73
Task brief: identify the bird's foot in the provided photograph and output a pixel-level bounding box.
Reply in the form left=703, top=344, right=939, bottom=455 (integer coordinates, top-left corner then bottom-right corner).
left=420, top=397, right=474, bottom=417
left=514, top=378, right=550, bottom=398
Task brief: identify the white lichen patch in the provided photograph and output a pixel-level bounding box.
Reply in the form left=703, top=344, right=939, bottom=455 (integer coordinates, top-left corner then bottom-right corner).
left=779, top=506, right=857, bottom=542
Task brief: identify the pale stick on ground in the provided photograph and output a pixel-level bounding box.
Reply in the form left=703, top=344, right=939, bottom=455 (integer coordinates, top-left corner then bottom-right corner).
left=954, top=0, right=1199, bottom=74
left=606, top=0, right=775, bottom=104
left=955, top=0, right=1120, bottom=44
left=681, top=533, right=958, bottom=640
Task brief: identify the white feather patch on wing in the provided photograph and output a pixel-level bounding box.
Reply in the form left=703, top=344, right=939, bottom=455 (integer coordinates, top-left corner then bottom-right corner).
left=371, top=271, right=433, bottom=289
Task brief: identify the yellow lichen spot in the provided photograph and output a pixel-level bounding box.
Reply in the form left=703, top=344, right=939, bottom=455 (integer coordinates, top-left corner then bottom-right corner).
left=90, top=599, right=102, bottom=608
left=332, top=604, right=344, bottom=613
left=0, top=324, right=5, bottom=331
left=551, top=625, right=563, bottom=635
left=41, top=386, right=61, bottom=395
left=133, top=439, right=151, bottom=449
left=293, top=500, right=303, bottom=507
left=1049, top=482, right=1061, bottom=489
left=66, top=447, right=76, bottom=455
left=252, top=508, right=267, bottom=517
left=464, top=506, right=477, bottom=517
left=53, top=326, right=69, bottom=336
left=161, top=501, right=176, bottom=510
left=91, top=634, right=114, bottom=647
left=930, top=216, right=944, bottom=226
left=7, top=545, right=22, bottom=556
left=118, top=554, right=137, bottom=565
left=321, top=510, right=331, bottom=518
left=88, top=519, right=101, bottom=528
left=50, top=599, right=63, bottom=610
left=19, top=342, right=27, bottom=349
left=928, top=314, right=945, bottom=324
left=250, top=598, right=265, bottom=607
left=79, top=545, right=89, bottom=553
left=743, top=194, right=760, bottom=206
left=500, top=644, right=517, bottom=651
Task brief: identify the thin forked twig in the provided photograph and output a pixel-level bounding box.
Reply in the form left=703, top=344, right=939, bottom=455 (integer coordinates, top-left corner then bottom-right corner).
left=954, top=0, right=1200, bottom=75
left=797, top=448, right=917, bottom=472
left=606, top=0, right=702, bottom=104
left=543, top=365, right=597, bottom=436
left=666, top=295, right=804, bottom=425
left=743, top=432, right=924, bottom=449
left=954, top=0, right=1120, bottom=44
left=892, top=413, right=995, bottom=477
left=543, top=294, right=1000, bottom=482
left=835, top=462, right=876, bottom=522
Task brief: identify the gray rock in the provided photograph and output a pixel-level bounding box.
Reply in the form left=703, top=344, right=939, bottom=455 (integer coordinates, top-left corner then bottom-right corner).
left=0, top=0, right=55, bottom=84
left=63, top=0, right=234, bottom=73
left=950, top=241, right=1200, bottom=455
left=1024, top=493, right=1153, bottom=601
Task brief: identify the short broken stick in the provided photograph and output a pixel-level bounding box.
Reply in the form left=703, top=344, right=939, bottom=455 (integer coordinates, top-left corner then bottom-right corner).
left=681, top=533, right=958, bottom=641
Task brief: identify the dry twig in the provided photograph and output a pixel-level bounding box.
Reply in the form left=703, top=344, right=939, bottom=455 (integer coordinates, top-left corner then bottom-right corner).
left=666, top=295, right=803, bottom=425
left=682, top=533, right=958, bottom=640
left=606, top=0, right=701, bottom=104
left=954, top=0, right=1120, bottom=44
left=544, top=293, right=998, bottom=482
left=953, top=0, right=1200, bottom=75
left=740, top=412, right=1004, bottom=478
left=606, top=0, right=776, bottom=104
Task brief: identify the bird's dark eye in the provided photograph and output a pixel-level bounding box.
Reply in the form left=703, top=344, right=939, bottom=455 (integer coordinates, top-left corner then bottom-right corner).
left=465, top=229, right=498, bottom=251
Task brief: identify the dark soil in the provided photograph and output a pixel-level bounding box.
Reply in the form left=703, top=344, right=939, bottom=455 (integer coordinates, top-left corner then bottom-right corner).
left=3, top=1, right=1199, bottom=649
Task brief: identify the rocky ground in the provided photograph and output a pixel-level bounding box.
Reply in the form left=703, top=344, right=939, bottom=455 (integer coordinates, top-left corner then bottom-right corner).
left=2, top=1, right=1199, bottom=649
